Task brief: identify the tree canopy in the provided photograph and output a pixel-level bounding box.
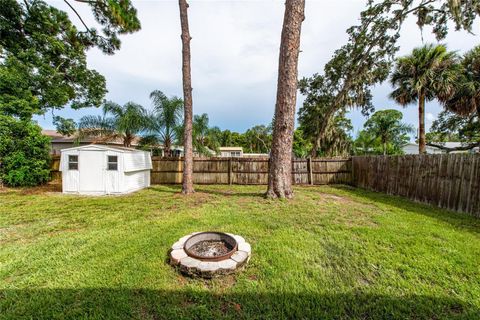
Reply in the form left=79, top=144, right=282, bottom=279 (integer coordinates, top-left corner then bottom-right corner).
left=0, top=0, right=140, bottom=119
left=298, top=76, right=353, bottom=157
left=145, top=90, right=184, bottom=156
left=425, top=45, right=480, bottom=152
left=299, top=0, right=480, bottom=153
left=78, top=101, right=149, bottom=147
left=0, top=115, right=51, bottom=186
left=427, top=110, right=480, bottom=152
left=440, top=45, right=480, bottom=117
left=361, top=109, right=413, bottom=155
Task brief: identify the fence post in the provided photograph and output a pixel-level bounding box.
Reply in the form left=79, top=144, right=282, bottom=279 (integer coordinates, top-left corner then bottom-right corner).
left=228, top=158, right=232, bottom=185
left=307, top=157, right=313, bottom=185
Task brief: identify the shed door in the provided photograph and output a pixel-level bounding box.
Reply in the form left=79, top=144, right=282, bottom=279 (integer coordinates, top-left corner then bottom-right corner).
left=79, top=151, right=104, bottom=193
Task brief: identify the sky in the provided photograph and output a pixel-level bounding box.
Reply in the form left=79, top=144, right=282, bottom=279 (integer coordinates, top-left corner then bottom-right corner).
left=35, top=0, right=479, bottom=139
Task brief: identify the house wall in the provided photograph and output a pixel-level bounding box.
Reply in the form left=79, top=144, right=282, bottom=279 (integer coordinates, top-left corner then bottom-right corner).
left=220, top=151, right=242, bottom=157
left=52, top=142, right=72, bottom=155
left=403, top=144, right=444, bottom=155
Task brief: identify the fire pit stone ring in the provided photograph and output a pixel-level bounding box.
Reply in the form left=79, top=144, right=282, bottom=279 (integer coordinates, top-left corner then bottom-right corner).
left=170, top=231, right=251, bottom=278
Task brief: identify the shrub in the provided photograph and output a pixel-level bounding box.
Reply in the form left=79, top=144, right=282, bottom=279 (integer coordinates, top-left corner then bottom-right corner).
left=0, top=116, right=51, bottom=187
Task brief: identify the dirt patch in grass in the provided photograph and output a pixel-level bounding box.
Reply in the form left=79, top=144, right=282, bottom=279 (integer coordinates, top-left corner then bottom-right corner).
left=0, top=183, right=62, bottom=195
left=173, top=191, right=212, bottom=207
left=302, top=192, right=381, bottom=228
left=221, top=299, right=242, bottom=317
left=333, top=205, right=381, bottom=228
left=0, top=221, right=85, bottom=245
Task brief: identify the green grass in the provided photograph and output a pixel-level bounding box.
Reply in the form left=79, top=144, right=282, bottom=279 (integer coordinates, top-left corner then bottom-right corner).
left=0, top=185, right=479, bottom=319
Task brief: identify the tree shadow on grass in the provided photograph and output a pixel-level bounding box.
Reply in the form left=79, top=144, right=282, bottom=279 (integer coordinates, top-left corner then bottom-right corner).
left=193, top=187, right=265, bottom=199
left=0, top=288, right=478, bottom=319
left=148, top=184, right=182, bottom=194
left=149, top=184, right=265, bottom=199
left=330, top=185, right=480, bottom=235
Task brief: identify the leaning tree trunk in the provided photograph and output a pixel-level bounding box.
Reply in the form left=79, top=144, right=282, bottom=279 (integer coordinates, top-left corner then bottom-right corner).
left=418, top=90, right=426, bottom=154
left=266, top=0, right=305, bottom=199
left=179, top=0, right=194, bottom=194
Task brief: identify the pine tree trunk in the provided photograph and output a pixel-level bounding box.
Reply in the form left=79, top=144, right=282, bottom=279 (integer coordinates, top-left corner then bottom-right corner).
left=266, top=0, right=305, bottom=199
left=179, top=0, right=194, bottom=194
left=418, top=91, right=426, bottom=154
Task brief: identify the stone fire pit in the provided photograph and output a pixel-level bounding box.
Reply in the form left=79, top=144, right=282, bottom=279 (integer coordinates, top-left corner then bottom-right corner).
left=170, top=232, right=251, bottom=278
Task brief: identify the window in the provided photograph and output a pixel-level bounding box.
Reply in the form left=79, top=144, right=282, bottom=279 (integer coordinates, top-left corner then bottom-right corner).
left=68, top=155, right=78, bottom=170
left=107, top=155, right=118, bottom=171
left=230, top=151, right=241, bottom=157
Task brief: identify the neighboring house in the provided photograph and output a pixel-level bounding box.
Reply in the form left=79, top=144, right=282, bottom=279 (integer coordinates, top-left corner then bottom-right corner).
left=42, top=130, right=140, bottom=155
left=217, top=147, right=269, bottom=158
left=60, top=144, right=151, bottom=195
left=166, top=146, right=265, bottom=158
left=402, top=143, right=444, bottom=155
left=168, top=146, right=215, bottom=158
left=243, top=153, right=269, bottom=158
left=403, top=142, right=479, bottom=154
left=218, top=147, right=243, bottom=157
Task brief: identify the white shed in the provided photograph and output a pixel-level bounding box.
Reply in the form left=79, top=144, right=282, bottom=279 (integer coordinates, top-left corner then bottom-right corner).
left=60, top=144, right=152, bottom=195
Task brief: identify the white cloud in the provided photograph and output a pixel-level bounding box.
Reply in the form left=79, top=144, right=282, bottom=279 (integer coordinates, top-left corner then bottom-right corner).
left=426, top=112, right=436, bottom=122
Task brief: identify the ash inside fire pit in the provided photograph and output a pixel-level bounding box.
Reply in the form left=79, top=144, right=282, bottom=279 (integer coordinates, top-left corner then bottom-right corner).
left=183, top=232, right=238, bottom=261
left=189, top=240, right=233, bottom=257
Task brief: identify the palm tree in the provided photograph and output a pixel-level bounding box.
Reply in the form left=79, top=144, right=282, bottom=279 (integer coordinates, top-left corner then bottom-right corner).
left=440, top=45, right=480, bottom=118
left=193, top=114, right=220, bottom=155
left=353, top=130, right=376, bottom=155
left=78, top=101, right=149, bottom=147
left=147, top=90, right=183, bottom=156
left=390, top=44, right=459, bottom=154
left=175, top=113, right=220, bottom=156
left=363, top=109, right=414, bottom=155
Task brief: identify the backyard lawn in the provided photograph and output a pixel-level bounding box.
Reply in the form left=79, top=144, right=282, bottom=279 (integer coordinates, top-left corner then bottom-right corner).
left=0, top=185, right=479, bottom=319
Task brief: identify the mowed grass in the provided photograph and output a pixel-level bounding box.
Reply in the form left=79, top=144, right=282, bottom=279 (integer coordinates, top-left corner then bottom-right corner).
left=0, top=185, right=479, bottom=319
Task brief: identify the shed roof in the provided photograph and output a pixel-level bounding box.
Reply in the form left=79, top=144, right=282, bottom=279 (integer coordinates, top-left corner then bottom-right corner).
left=60, top=144, right=147, bottom=153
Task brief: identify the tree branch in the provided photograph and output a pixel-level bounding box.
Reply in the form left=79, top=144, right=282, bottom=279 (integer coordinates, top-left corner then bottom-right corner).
left=73, top=0, right=97, bottom=3
left=63, top=0, right=91, bottom=33
left=427, top=142, right=480, bottom=152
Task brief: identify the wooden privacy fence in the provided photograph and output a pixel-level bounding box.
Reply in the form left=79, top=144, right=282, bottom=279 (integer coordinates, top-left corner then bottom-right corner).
left=150, top=157, right=352, bottom=185
left=50, top=156, right=352, bottom=185
left=51, top=156, right=61, bottom=181
left=50, top=154, right=480, bottom=216
left=352, top=154, right=480, bottom=217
